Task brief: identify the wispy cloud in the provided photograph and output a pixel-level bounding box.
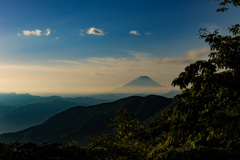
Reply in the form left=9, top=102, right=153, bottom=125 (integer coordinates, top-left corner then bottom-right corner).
left=23, top=29, right=42, bottom=36
left=87, top=27, right=105, bottom=35
left=185, top=48, right=209, bottom=59
left=19, top=28, right=52, bottom=37
left=50, top=60, right=81, bottom=65
left=159, top=58, right=190, bottom=64
left=44, top=28, right=51, bottom=36
left=129, top=30, right=140, bottom=35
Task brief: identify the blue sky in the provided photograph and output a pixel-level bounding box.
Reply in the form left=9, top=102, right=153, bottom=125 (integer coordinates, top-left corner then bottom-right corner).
left=0, top=0, right=239, bottom=95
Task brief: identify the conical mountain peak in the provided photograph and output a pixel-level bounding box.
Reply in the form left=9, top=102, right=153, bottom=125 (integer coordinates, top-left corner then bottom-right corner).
left=123, top=76, right=161, bottom=87
left=138, top=76, right=150, bottom=79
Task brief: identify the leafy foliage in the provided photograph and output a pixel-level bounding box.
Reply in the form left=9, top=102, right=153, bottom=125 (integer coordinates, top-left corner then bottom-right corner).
left=215, top=0, right=240, bottom=12
left=85, top=108, right=150, bottom=160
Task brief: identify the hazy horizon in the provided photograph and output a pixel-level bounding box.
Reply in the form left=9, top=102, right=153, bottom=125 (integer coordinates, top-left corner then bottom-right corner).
left=0, top=87, right=178, bottom=98
left=1, top=0, right=240, bottom=95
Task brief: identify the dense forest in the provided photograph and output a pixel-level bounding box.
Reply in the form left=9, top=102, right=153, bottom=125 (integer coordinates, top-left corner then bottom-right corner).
left=1, top=0, right=240, bottom=159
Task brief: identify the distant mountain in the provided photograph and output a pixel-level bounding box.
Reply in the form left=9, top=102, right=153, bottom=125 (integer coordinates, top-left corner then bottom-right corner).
left=0, top=93, right=61, bottom=107
left=123, top=76, right=161, bottom=87
left=0, top=93, right=109, bottom=107
left=0, top=94, right=110, bottom=133
left=0, top=95, right=173, bottom=145
left=115, top=76, right=162, bottom=93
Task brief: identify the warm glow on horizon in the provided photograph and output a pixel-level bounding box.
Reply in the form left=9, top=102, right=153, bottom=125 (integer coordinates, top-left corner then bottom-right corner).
left=0, top=0, right=239, bottom=95
left=0, top=49, right=209, bottom=95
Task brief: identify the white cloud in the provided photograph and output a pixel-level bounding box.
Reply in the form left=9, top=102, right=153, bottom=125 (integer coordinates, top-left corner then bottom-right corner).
left=186, top=48, right=209, bottom=59
left=87, top=27, right=105, bottom=35
left=23, top=29, right=42, bottom=36
left=45, top=28, right=51, bottom=36
left=21, top=28, right=52, bottom=37
left=129, top=30, right=140, bottom=35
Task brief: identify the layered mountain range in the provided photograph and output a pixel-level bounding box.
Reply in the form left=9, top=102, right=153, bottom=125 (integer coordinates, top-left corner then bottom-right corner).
left=0, top=95, right=173, bottom=145
left=0, top=77, right=179, bottom=145
left=0, top=93, right=109, bottom=133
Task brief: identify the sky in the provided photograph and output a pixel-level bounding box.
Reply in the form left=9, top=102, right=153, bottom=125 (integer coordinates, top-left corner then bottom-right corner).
left=0, top=0, right=239, bottom=96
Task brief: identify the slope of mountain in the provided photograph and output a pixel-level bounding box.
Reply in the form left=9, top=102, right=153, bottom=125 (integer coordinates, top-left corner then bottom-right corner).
left=162, top=90, right=181, bottom=98
left=88, top=93, right=147, bottom=101
left=0, top=95, right=173, bottom=145
left=0, top=99, right=76, bottom=133
left=0, top=93, right=111, bottom=133
left=143, top=99, right=181, bottom=125
left=0, top=105, right=17, bottom=118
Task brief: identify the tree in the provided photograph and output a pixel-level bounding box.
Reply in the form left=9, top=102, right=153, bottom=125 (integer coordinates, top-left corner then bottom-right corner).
left=146, top=1, right=240, bottom=159
left=86, top=108, right=149, bottom=160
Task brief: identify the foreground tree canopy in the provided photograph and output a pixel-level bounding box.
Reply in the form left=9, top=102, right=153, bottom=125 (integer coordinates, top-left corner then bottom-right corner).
left=0, top=0, right=239, bottom=159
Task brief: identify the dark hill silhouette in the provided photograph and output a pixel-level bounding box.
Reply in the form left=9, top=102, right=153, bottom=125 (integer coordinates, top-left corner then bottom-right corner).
left=0, top=95, right=172, bottom=145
